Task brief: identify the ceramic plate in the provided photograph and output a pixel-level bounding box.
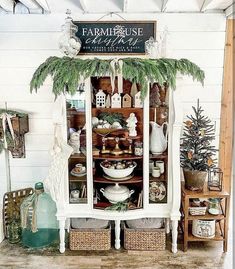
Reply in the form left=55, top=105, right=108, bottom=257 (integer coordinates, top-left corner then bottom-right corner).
left=149, top=182, right=166, bottom=202
left=71, top=169, right=87, bottom=177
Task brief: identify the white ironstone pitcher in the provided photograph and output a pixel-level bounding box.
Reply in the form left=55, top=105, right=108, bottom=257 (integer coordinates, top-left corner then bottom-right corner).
left=150, top=122, right=168, bottom=154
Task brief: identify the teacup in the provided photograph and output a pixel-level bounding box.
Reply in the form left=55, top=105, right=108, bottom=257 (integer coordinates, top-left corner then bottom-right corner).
left=74, top=163, right=85, bottom=173
left=71, top=190, right=80, bottom=199
left=152, top=167, right=161, bottom=178
left=155, top=161, right=164, bottom=174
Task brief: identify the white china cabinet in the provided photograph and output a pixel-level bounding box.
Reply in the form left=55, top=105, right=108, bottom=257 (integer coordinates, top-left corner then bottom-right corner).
left=53, top=76, right=182, bottom=254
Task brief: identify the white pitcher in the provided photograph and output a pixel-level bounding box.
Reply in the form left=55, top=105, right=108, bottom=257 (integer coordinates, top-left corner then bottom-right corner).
left=150, top=122, right=168, bottom=154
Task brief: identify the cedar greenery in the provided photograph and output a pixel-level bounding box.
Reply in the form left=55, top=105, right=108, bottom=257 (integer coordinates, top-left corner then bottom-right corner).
left=30, top=57, right=205, bottom=99
left=105, top=201, right=128, bottom=212
left=0, top=109, right=27, bottom=153
left=98, top=112, right=127, bottom=127
left=180, top=100, right=217, bottom=171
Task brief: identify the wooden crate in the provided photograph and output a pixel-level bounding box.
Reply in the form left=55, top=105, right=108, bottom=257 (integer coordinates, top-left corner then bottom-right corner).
left=69, top=225, right=111, bottom=250
left=3, top=188, right=33, bottom=238
left=124, top=223, right=166, bottom=251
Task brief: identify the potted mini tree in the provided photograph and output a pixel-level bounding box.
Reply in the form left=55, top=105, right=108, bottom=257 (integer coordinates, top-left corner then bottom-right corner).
left=180, top=100, right=217, bottom=191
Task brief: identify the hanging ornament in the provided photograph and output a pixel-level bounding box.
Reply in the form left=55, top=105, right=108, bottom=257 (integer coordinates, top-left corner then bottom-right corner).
left=187, top=151, right=193, bottom=160
left=58, top=9, right=81, bottom=57
left=207, top=157, right=213, bottom=166
left=109, top=59, right=123, bottom=94
left=185, top=120, right=192, bottom=128
left=199, top=128, right=205, bottom=136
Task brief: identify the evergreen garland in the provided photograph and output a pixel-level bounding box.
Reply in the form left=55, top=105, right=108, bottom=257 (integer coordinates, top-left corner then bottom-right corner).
left=180, top=100, right=217, bottom=171
left=30, top=57, right=205, bottom=100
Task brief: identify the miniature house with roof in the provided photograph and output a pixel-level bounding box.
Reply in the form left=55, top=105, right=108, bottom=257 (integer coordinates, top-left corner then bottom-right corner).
left=134, top=91, right=143, bottom=108
left=122, top=93, right=132, bottom=108
left=111, top=93, right=121, bottom=108
left=95, top=89, right=106, bottom=108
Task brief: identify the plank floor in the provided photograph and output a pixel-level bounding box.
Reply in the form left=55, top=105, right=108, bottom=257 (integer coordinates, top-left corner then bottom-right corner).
left=0, top=234, right=232, bottom=269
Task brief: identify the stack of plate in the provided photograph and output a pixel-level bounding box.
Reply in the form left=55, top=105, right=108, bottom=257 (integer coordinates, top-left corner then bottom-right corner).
left=70, top=168, right=86, bottom=177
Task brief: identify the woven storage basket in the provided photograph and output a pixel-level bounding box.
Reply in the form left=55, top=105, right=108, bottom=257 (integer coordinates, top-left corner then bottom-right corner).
left=124, top=223, right=166, bottom=250
left=189, top=206, right=207, bottom=216
left=69, top=225, right=111, bottom=250
left=3, top=188, right=34, bottom=238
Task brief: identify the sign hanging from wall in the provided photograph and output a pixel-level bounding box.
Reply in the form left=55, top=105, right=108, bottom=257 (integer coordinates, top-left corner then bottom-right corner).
left=74, top=21, right=156, bottom=55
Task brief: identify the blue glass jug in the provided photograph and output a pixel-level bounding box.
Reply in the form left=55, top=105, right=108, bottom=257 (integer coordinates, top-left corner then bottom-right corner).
left=21, top=182, right=59, bottom=248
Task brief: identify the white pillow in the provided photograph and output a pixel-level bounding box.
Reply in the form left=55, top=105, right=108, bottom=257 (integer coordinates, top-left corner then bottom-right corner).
left=71, top=218, right=109, bottom=229
left=126, top=218, right=163, bottom=229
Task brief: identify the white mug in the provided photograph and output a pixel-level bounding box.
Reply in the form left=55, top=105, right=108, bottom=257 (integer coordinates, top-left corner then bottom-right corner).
left=149, top=160, right=154, bottom=173
left=152, top=167, right=161, bottom=178
left=155, top=161, right=164, bottom=174
left=71, top=190, right=80, bottom=199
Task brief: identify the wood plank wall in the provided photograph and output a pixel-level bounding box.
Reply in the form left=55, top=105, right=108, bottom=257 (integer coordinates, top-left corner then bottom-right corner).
left=0, top=13, right=226, bottom=198
left=219, top=19, right=234, bottom=193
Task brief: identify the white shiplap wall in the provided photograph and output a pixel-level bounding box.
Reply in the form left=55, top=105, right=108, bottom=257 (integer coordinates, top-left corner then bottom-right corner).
left=0, top=13, right=226, bottom=198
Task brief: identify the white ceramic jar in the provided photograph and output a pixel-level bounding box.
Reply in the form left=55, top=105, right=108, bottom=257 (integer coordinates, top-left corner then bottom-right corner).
left=100, top=183, right=134, bottom=204
left=192, top=219, right=215, bottom=238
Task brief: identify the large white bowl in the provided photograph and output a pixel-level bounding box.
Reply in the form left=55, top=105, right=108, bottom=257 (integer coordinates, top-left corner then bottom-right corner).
left=100, top=162, right=137, bottom=179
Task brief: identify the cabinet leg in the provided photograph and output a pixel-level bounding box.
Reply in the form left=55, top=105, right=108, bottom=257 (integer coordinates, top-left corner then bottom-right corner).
left=59, top=218, right=66, bottom=253
left=115, top=220, right=121, bottom=249
left=171, top=220, right=178, bottom=253
left=165, top=218, right=170, bottom=234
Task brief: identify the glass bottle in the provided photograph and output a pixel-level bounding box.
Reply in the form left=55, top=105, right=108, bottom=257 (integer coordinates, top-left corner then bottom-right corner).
left=208, top=198, right=220, bottom=215
left=134, top=141, right=143, bottom=156
left=7, top=219, right=21, bottom=244
left=21, top=182, right=59, bottom=248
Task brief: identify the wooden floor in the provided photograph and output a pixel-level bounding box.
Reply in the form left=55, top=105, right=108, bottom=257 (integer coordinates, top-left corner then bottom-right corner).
left=0, top=234, right=232, bottom=269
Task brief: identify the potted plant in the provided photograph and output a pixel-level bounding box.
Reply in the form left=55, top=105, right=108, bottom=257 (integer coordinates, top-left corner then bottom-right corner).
left=180, top=100, right=217, bottom=191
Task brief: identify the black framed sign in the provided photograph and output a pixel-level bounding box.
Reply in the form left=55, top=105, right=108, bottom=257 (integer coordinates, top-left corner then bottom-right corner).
left=74, top=21, right=156, bottom=55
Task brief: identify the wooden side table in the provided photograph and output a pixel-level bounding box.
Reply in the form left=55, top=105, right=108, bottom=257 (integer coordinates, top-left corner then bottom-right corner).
left=181, top=182, right=230, bottom=252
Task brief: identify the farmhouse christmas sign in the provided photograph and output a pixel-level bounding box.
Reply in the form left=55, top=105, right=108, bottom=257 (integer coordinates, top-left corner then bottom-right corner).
left=74, top=21, right=156, bottom=54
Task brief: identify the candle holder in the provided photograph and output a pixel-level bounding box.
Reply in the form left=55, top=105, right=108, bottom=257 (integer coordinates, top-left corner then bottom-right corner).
left=208, top=168, right=223, bottom=192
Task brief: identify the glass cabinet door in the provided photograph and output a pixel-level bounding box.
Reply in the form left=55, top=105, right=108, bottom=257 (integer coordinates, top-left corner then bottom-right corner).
left=149, top=83, right=168, bottom=204
left=66, top=84, right=88, bottom=204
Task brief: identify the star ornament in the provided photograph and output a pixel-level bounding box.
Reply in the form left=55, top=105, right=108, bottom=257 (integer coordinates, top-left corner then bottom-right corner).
left=207, top=158, right=213, bottom=166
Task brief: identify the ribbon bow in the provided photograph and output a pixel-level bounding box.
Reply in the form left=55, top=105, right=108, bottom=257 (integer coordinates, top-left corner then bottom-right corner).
left=0, top=112, right=15, bottom=148
left=110, top=59, right=123, bottom=94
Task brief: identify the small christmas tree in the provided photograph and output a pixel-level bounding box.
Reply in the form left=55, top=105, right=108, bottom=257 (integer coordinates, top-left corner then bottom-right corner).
left=181, top=100, right=217, bottom=171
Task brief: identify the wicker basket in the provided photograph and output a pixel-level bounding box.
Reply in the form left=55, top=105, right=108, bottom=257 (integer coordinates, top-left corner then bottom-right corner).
left=3, top=188, right=33, bottom=238
left=124, top=223, right=166, bottom=250
left=69, top=225, right=111, bottom=250
left=189, top=206, right=207, bottom=215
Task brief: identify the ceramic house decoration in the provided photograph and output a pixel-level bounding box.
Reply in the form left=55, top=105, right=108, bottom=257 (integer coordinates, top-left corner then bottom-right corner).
left=122, top=93, right=132, bottom=108
left=134, top=91, right=143, bottom=108
left=96, top=89, right=106, bottom=108
left=111, top=93, right=121, bottom=108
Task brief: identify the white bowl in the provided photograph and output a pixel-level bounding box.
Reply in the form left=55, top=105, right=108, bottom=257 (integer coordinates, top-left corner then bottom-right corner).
left=100, top=162, right=137, bottom=179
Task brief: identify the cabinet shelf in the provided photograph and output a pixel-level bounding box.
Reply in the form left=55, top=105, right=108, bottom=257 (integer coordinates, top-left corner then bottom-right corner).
left=186, top=213, right=225, bottom=221
left=149, top=174, right=166, bottom=182
left=93, top=154, right=143, bottom=160
left=188, top=223, right=224, bottom=242
left=69, top=153, right=86, bottom=160
left=94, top=202, right=142, bottom=210
left=94, top=175, right=143, bottom=184
left=92, top=107, right=143, bottom=112
left=69, top=175, right=87, bottom=182
left=149, top=153, right=168, bottom=159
